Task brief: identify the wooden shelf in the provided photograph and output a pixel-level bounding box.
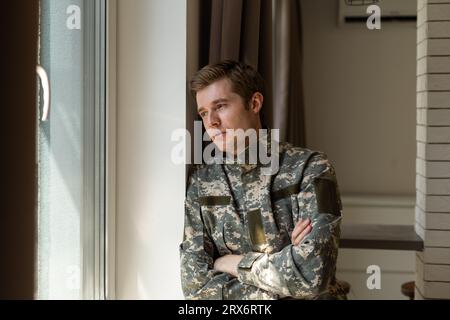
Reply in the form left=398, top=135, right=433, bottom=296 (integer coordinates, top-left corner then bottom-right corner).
left=339, top=224, right=424, bottom=251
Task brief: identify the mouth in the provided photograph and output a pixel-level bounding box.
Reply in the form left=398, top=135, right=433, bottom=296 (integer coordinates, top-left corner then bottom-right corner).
left=212, top=131, right=226, bottom=139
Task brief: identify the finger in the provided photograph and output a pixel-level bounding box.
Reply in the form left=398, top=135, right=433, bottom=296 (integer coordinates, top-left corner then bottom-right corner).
left=290, top=219, right=302, bottom=242
left=294, top=224, right=311, bottom=246
left=291, top=219, right=310, bottom=241
left=291, top=219, right=309, bottom=242
left=293, top=218, right=309, bottom=235
left=294, top=224, right=312, bottom=246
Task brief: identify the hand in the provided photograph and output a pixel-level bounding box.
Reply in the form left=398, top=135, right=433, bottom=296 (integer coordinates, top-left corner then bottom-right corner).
left=291, top=218, right=312, bottom=246
left=214, top=254, right=243, bottom=277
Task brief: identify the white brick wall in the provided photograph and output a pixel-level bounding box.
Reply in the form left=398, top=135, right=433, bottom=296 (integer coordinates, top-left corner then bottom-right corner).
left=416, top=0, right=450, bottom=300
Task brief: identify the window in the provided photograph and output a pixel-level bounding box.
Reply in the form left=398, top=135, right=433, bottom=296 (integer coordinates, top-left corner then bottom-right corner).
left=36, top=0, right=107, bottom=299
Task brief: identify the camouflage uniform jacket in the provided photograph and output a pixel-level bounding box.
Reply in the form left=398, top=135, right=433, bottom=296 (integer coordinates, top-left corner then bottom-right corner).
left=180, top=142, right=344, bottom=300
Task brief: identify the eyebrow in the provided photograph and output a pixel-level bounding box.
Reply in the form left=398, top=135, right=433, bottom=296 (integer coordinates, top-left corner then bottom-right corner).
left=197, top=98, right=229, bottom=113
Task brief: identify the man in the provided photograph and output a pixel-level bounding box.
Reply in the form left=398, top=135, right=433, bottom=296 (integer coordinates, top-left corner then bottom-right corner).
left=180, top=60, right=345, bottom=300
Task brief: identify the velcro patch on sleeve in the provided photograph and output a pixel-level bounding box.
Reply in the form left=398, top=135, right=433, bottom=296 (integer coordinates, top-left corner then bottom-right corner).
left=313, top=178, right=341, bottom=216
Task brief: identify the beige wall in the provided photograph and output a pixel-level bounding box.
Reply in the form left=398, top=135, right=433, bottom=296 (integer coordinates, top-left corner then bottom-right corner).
left=301, top=0, right=418, bottom=299
left=115, top=0, right=186, bottom=299
left=301, top=0, right=417, bottom=196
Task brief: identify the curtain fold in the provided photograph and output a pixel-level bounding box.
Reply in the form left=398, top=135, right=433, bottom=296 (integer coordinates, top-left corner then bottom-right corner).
left=274, top=0, right=306, bottom=147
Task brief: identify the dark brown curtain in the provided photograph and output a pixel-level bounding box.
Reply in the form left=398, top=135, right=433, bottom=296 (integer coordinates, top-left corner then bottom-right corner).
left=0, top=1, right=38, bottom=299
left=187, top=0, right=306, bottom=148
left=273, top=0, right=306, bottom=147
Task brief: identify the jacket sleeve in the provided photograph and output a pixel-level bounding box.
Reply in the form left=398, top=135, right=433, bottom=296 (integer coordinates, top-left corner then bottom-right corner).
left=236, top=152, right=342, bottom=299
left=180, top=168, right=277, bottom=300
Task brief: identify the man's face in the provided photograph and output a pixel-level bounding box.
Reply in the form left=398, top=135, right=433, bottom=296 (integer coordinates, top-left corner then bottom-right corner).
left=196, top=78, right=261, bottom=154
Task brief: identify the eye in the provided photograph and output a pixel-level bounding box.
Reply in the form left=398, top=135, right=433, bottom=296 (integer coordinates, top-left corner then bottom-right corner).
left=217, top=104, right=226, bottom=110
left=199, top=111, right=207, bottom=118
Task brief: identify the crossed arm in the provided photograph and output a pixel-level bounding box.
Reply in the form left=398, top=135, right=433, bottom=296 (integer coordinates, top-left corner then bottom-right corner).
left=213, top=218, right=313, bottom=277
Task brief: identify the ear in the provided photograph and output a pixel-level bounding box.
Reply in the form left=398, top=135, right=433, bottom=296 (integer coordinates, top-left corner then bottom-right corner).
left=250, top=92, right=263, bottom=114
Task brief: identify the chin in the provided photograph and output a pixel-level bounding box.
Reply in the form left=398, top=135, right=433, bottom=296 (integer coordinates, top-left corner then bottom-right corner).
left=212, top=139, right=232, bottom=154
left=213, top=142, right=226, bottom=153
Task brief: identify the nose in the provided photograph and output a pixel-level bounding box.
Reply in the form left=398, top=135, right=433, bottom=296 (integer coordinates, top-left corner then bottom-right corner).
left=206, top=110, right=220, bottom=128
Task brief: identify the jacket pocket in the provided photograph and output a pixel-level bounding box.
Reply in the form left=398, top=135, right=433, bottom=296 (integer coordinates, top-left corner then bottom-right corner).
left=199, top=197, right=243, bottom=255
left=222, top=220, right=245, bottom=253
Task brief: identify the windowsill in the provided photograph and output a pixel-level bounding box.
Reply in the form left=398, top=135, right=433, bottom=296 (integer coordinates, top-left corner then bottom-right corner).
left=340, top=224, right=423, bottom=251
